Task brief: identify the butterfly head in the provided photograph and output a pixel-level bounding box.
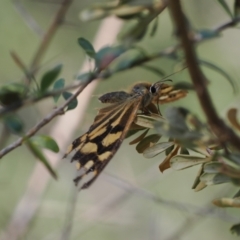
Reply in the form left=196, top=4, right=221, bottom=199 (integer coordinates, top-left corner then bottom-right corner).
left=150, top=79, right=173, bottom=96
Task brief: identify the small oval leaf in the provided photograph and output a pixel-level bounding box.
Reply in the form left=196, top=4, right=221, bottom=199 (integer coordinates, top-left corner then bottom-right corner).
left=26, top=139, right=57, bottom=179
left=198, top=59, right=237, bottom=93
left=231, top=223, right=240, bottom=236
left=203, top=162, right=222, bottom=173
left=129, top=129, right=149, bottom=145
left=80, top=8, right=107, bottom=22
left=227, top=108, right=240, bottom=131
left=0, top=83, right=27, bottom=106
left=95, top=46, right=127, bottom=70
left=200, top=172, right=231, bottom=185
left=3, top=114, right=24, bottom=134
left=217, top=0, right=234, bottom=18
left=62, top=91, right=78, bottom=111
left=197, top=29, right=220, bottom=40
left=213, top=197, right=240, bottom=208
left=40, top=64, right=62, bottom=92
left=78, top=37, right=96, bottom=58
left=77, top=72, right=94, bottom=83
left=136, top=134, right=161, bottom=154
left=31, top=135, right=59, bottom=153
left=170, top=154, right=209, bottom=170
left=134, top=114, right=164, bottom=129
left=140, top=65, right=165, bottom=77
left=53, top=78, right=65, bottom=103
left=143, top=141, right=174, bottom=158
left=173, top=82, right=195, bottom=90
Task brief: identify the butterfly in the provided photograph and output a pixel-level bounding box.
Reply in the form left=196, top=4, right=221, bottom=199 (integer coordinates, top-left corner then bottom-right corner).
left=63, top=81, right=188, bottom=189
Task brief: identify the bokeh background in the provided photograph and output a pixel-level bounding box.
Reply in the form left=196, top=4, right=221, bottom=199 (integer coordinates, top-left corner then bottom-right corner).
left=1, top=0, right=240, bottom=239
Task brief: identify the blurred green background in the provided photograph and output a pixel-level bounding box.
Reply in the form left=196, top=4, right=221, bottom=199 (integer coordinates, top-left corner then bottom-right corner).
left=1, top=0, right=240, bottom=239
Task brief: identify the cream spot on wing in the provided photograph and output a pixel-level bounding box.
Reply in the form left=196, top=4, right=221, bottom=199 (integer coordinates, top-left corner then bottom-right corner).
left=76, top=162, right=81, bottom=170
left=110, top=107, right=129, bottom=127
left=75, top=142, right=84, bottom=152
left=102, top=132, right=122, bottom=147
left=65, top=144, right=73, bottom=156
left=81, top=142, right=98, bottom=153
left=160, top=86, right=173, bottom=94
left=81, top=134, right=87, bottom=142
left=98, top=151, right=112, bottom=161
left=159, top=95, right=168, bottom=101
left=89, top=127, right=106, bottom=139
left=84, top=160, right=94, bottom=170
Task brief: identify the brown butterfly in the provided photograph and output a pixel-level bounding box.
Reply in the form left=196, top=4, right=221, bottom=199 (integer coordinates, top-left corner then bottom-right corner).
left=63, top=81, right=187, bottom=189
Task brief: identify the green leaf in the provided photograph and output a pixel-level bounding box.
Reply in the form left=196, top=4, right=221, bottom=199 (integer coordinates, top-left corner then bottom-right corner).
left=223, top=153, right=240, bottom=168
left=30, top=135, right=59, bottom=153
left=129, top=129, right=149, bottom=145
left=217, top=0, right=234, bottom=18
left=77, top=72, right=94, bottom=82
left=78, top=37, right=96, bottom=58
left=180, top=148, right=189, bottom=155
left=80, top=8, right=108, bottom=22
left=25, top=139, right=57, bottom=179
left=200, top=172, right=231, bottom=185
left=3, top=114, right=24, bottom=134
left=170, top=154, right=209, bottom=170
left=235, top=0, right=240, bottom=17
left=52, top=78, right=65, bottom=103
left=125, top=128, right=145, bottom=139
left=233, top=189, right=240, bottom=198
left=140, top=65, right=165, bottom=77
left=203, top=162, right=222, bottom=173
left=197, top=29, right=220, bottom=40
left=119, top=12, right=157, bottom=42
left=40, top=64, right=63, bottom=92
left=0, top=83, right=27, bottom=106
left=143, top=141, right=174, bottom=158
left=213, top=197, right=240, bottom=208
left=136, top=134, right=161, bottom=153
left=231, top=223, right=240, bottom=235
left=62, top=91, right=78, bottom=111
left=95, top=45, right=127, bottom=70
left=173, top=82, right=195, bottom=90
left=165, top=107, right=189, bottom=131
left=134, top=114, right=164, bottom=129
left=150, top=17, right=159, bottom=37
left=198, top=59, right=237, bottom=93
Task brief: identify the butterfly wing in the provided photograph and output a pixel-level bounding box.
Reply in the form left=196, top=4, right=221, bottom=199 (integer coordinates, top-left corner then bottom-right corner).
left=64, top=95, right=142, bottom=189
left=158, top=83, right=188, bottom=104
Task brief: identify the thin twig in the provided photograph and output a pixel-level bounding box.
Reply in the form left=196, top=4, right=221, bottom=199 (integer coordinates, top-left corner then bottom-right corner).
left=0, top=79, right=88, bottom=116
left=0, top=17, right=123, bottom=240
left=3, top=14, right=240, bottom=117
left=13, top=0, right=44, bottom=37
left=103, top=172, right=238, bottom=222
left=10, top=51, right=33, bottom=84
left=29, top=0, right=73, bottom=73
left=215, top=16, right=240, bottom=32
left=0, top=127, right=10, bottom=150
left=59, top=186, right=78, bottom=240
left=0, top=81, right=88, bottom=159
left=168, top=0, right=240, bottom=150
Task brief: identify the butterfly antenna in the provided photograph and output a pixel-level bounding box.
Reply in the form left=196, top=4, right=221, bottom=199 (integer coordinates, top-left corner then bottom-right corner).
left=160, top=65, right=187, bottom=82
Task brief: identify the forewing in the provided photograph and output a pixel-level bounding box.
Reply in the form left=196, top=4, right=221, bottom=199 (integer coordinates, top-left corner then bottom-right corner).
left=64, top=96, right=142, bottom=189
left=98, top=91, right=131, bottom=103
left=159, top=83, right=188, bottom=104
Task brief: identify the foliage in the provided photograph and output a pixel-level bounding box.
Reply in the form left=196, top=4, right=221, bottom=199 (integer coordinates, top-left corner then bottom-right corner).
left=1, top=0, right=240, bottom=238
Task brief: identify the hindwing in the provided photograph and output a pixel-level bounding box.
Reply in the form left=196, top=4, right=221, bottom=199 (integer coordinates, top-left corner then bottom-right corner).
left=63, top=95, right=142, bottom=189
